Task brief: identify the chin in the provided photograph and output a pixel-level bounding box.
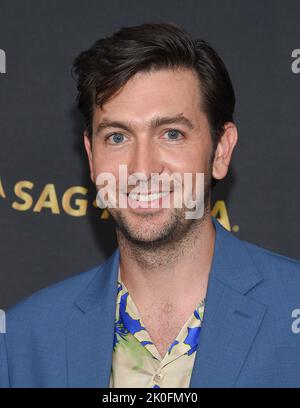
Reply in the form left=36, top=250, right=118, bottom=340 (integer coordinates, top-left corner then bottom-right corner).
left=112, top=208, right=182, bottom=243
left=127, top=227, right=166, bottom=242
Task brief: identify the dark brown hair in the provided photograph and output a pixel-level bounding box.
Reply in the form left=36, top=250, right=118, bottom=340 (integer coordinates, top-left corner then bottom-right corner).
left=72, top=22, right=235, bottom=150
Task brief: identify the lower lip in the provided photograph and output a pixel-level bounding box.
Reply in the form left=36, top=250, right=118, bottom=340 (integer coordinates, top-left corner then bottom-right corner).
left=127, top=192, right=173, bottom=210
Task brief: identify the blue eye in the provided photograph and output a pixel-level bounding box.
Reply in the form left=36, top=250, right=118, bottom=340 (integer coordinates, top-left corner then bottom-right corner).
left=107, top=133, right=125, bottom=144
left=165, top=129, right=184, bottom=140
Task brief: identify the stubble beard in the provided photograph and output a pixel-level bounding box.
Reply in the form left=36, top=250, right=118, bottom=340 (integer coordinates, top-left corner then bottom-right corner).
left=107, top=173, right=212, bottom=268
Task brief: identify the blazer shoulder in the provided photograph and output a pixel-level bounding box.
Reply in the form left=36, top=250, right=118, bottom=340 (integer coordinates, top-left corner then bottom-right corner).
left=5, top=262, right=104, bottom=326
left=242, top=238, right=300, bottom=281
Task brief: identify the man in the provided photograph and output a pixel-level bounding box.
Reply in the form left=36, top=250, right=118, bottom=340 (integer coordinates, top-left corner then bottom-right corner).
left=1, top=22, right=300, bottom=388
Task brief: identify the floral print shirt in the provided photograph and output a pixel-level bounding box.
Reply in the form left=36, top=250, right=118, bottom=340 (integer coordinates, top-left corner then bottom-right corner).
left=109, top=267, right=205, bottom=388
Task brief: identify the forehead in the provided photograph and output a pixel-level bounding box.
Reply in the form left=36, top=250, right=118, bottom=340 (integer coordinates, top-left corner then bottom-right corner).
left=93, top=68, right=204, bottom=126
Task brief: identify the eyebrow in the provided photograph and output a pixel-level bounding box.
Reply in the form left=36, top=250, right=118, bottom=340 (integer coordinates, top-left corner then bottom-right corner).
left=95, top=113, right=195, bottom=135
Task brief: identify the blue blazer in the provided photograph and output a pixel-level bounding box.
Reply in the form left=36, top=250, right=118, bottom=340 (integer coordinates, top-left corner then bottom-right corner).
left=1, top=217, right=300, bottom=387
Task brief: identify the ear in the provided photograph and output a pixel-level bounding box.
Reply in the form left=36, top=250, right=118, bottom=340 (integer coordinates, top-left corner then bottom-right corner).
left=83, top=130, right=95, bottom=183
left=212, top=122, right=238, bottom=180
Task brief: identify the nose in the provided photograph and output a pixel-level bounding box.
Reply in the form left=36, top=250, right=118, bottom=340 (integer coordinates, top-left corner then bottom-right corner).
left=127, top=137, right=164, bottom=185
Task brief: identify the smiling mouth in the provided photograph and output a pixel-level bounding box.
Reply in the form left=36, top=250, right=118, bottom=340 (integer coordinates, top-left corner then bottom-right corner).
left=127, top=191, right=172, bottom=202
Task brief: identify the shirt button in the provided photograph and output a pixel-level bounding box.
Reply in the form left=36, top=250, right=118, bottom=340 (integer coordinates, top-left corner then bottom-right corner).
left=154, top=372, right=163, bottom=383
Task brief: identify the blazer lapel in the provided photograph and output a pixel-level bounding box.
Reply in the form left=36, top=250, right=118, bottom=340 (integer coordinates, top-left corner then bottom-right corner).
left=66, top=249, right=120, bottom=388
left=189, top=218, right=267, bottom=387
left=66, top=217, right=267, bottom=387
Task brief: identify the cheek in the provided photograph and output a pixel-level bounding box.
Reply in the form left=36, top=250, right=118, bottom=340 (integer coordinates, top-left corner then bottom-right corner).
left=91, top=145, right=114, bottom=172
left=170, top=152, right=209, bottom=175
left=91, top=157, right=119, bottom=185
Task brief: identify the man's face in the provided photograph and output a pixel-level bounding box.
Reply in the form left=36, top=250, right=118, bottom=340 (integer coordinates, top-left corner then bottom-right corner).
left=84, top=68, right=216, bottom=246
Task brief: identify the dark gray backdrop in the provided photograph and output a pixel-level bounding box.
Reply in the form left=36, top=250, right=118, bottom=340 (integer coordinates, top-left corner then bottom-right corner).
left=0, top=0, right=300, bottom=309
